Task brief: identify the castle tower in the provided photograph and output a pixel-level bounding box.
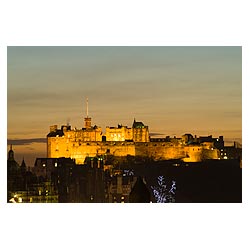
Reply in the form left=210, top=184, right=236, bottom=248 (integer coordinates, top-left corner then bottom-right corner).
left=84, top=97, right=92, bottom=129
left=132, top=119, right=150, bottom=142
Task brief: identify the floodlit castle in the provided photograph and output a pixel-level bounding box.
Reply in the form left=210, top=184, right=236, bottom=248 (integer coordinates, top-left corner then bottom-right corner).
left=47, top=100, right=223, bottom=164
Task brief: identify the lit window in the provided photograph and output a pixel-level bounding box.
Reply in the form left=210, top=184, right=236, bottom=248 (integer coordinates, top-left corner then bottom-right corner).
left=42, top=163, right=46, bottom=167
left=55, top=162, right=57, bottom=167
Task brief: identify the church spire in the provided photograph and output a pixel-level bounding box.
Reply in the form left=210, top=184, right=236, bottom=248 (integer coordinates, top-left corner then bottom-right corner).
left=20, top=157, right=27, bottom=172
left=8, top=144, right=14, bottom=161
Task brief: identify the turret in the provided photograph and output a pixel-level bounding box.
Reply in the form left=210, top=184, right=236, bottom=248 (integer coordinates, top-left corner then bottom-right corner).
left=8, top=144, right=14, bottom=161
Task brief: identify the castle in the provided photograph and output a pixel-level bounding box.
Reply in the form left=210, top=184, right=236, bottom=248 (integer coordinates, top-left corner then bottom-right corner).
left=47, top=100, right=223, bottom=164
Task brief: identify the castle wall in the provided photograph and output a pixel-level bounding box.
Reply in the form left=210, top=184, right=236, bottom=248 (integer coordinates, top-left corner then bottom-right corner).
left=48, top=136, right=219, bottom=164
left=135, top=142, right=185, bottom=160
left=48, top=138, right=136, bottom=164
left=133, top=127, right=150, bottom=142
left=182, top=146, right=220, bottom=162
left=64, top=128, right=102, bottom=142
left=182, top=145, right=204, bottom=162
left=47, top=120, right=220, bottom=164
left=106, top=126, right=132, bottom=141
left=106, top=126, right=139, bottom=141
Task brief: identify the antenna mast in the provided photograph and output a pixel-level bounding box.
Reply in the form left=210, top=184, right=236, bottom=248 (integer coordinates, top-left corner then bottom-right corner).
left=86, top=97, right=89, bottom=117
left=84, top=97, right=91, bottom=129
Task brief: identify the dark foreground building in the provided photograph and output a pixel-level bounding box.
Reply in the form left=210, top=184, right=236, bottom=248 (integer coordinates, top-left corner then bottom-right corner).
left=129, top=159, right=242, bottom=203
left=7, top=146, right=242, bottom=203
left=129, top=176, right=151, bottom=203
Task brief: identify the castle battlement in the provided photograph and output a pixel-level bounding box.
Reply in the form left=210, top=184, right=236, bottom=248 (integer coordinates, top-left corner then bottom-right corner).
left=47, top=116, right=222, bottom=164
left=46, top=99, right=223, bottom=164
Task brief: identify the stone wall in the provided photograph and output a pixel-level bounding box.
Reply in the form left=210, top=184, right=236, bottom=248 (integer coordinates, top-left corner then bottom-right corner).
left=47, top=123, right=220, bottom=164
left=48, top=136, right=219, bottom=164
left=48, top=137, right=136, bottom=164
left=105, top=126, right=149, bottom=142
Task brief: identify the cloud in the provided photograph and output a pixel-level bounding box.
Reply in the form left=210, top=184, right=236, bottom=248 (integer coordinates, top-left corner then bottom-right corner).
left=222, top=111, right=242, bottom=118
left=149, top=132, right=165, bottom=137
left=25, top=146, right=35, bottom=151
left=7, top=138, right=47, bottom=145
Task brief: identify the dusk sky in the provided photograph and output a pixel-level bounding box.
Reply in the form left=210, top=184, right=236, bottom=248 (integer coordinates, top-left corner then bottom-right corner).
left=2, top=1, right=249, bottom=248
left=7, top=46, right=242, bottom=166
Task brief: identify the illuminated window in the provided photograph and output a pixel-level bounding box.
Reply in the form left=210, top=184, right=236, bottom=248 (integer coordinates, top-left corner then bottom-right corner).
left=55, top=162, right=57, bottom=167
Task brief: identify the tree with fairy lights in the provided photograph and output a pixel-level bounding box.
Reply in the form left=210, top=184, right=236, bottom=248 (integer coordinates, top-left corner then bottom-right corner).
left=151, top=176, right=176, bottom=203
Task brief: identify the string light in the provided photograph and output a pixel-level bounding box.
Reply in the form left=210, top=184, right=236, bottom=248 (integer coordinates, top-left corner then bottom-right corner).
left=151, top=176, right=176, bottom=203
